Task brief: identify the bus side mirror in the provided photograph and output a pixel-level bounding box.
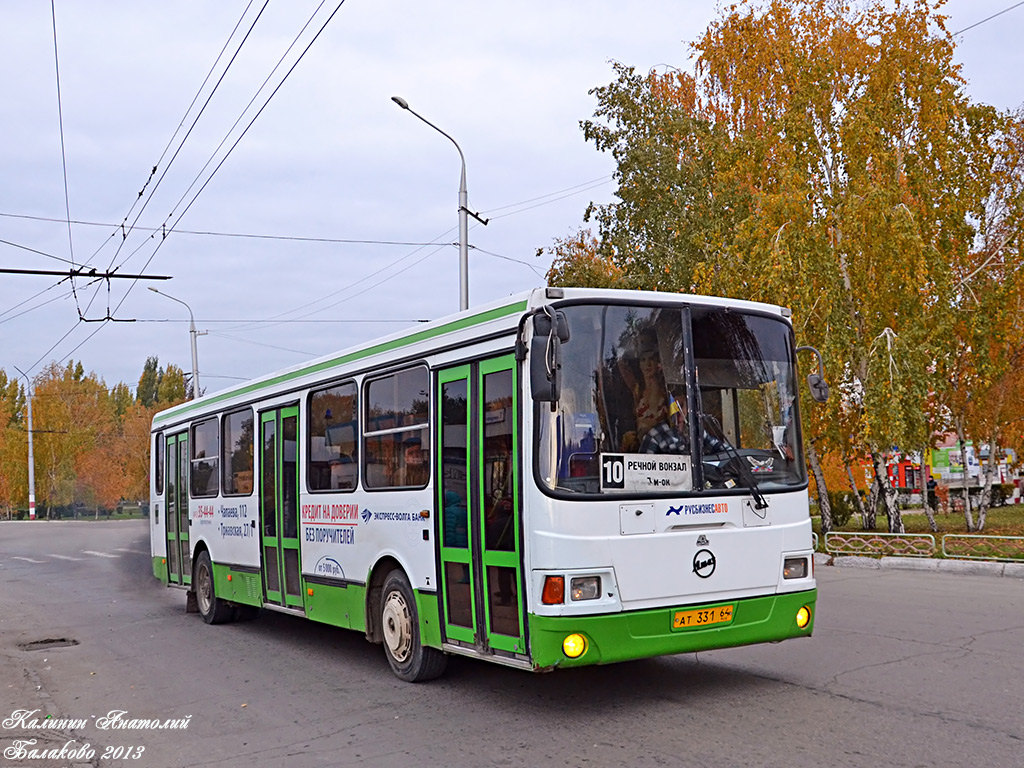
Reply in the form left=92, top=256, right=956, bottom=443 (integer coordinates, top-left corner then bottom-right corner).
left=530, top=311, right=569, bottom=403
left=796, top=346, right=830, bottom=403
left=807, top=372, right=830, bottom=403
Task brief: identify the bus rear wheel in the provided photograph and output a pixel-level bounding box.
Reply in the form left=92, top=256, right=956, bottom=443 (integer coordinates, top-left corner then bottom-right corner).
left=380, top=570, right=447, bottom=682
left=194, top=550, right=233, bottom=625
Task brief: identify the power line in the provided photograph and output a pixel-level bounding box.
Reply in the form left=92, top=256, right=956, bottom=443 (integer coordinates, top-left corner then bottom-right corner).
left=952, top=1, right=1024, bottom=35
left=469, top=245, right=546, bottom=279
left=0, top=285, right=78, bottom=326
left=74, top=3, right=271, bottom=325
left=135, top=318, right=422, bottom=324
left=49, top=1, right=79, bottom=315
left=108, top=1, right=349, bottom=319
left=0, top=236, right=76, bottom=265
left=0, top=171, right=611, bottom=257
left=119, top=1, right=263, bottom=234
left=104, top=1, right=271, bottom=274
left=0, top=210, right=442, bottom=246
left=206, top=331, right=316, bottom=357
left=22, top=3, right=351, bottom=378
left=481, top=174, right=613, bottom=215
left=73, top=2, right=269, bottom=324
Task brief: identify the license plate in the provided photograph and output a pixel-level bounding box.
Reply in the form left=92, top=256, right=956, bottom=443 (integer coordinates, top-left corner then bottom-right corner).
left=673, top=604, right=734, bottom=629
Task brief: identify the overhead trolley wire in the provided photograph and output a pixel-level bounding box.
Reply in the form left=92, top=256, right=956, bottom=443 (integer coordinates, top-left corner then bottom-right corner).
left=22, top=3, right=347, bottom=376
left=108, top=0, right=349, bottom=321
left=100, top=0, right=271, bottom=274
left=112, top=0, right=263, bottom=240
left=49, top=0, right=80, bottom=316
left=76, top=0, right=270, bottom=323
left=952, top=1, right=1024, bottom=35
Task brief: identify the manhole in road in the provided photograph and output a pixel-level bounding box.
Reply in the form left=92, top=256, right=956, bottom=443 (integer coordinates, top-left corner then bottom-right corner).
left=18, top=638, right=79, bottom=651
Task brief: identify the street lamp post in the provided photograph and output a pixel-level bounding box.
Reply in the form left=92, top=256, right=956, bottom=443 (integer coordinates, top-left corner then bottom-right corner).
left=392, top=96, right=487, bottom=312
left=13, top=366, right=35, bottom=520
left=148, top=287, right=205, bottom=399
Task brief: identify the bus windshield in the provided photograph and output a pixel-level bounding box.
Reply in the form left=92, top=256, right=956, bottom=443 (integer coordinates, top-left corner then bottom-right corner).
left=537, top=303, right=806, bottom=496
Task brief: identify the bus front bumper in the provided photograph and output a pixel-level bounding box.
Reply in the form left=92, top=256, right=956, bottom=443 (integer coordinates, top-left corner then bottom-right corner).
left=527, top=589, right=816, bottom=670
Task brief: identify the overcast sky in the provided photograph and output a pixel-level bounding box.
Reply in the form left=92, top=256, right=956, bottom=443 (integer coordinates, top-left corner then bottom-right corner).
left=1, top=0, right=1021, bottom=394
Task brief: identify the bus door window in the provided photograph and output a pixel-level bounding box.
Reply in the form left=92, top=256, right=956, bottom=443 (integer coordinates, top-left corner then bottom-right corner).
left=261, top=417, right=279, bottom=595
left=440, top=377, right=472, bottom=629
left=281, top=412, right=300, bottom=594
left=178, top=435, right=191, bottom=579
left=166, top=435, right=178, bottom=579
left=482, top=367, right=518, bottom=637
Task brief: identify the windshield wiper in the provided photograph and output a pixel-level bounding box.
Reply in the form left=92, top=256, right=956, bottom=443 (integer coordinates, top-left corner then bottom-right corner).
left=700, top=414, right=769, bottom=510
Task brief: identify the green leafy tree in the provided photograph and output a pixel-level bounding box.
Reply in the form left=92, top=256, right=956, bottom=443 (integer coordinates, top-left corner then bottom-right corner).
left=157, top=364, right=187, bottom=405
left=137, top=356, right=160, bottom=407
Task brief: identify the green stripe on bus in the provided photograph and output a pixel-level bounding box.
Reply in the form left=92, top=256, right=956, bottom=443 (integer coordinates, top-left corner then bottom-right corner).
left=527, top=589, right=816, bottom=669
left=156, top=299, right=529, bottom=423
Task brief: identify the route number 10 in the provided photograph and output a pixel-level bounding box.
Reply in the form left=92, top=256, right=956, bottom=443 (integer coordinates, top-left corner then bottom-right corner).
left=602, top=455, right=625, bottom=489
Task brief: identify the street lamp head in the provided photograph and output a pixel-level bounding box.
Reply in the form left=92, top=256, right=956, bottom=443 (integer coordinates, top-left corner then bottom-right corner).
left=391, top=96, right=410, bottom=110
left=148, top=287, right=159, bottom=294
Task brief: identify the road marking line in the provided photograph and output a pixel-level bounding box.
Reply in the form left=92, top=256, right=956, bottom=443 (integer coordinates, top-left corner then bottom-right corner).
left=11, top=556, right=46, bottom=563
left=81, top=550, right=120, bottom=558
left=116, top=548, right=149, bottom=555
left=49, top=554, right=83, bottom=561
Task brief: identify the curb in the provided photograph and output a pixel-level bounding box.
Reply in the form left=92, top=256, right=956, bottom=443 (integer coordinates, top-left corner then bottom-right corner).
left=818, top=551, right=1024, bottom=578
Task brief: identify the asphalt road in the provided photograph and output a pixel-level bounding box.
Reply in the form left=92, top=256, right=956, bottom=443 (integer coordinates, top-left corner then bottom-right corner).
left=1, top=520, right=1022, bottom=768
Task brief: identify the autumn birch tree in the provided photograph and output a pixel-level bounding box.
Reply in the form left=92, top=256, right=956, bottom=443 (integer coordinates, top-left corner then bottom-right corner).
left=552, top=0, right=1022, bottom=534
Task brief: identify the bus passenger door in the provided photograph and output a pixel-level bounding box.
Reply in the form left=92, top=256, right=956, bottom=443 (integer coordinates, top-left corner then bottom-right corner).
left=437, top=355, right=525, bottom=656
left=165, top=431, right=190, bottom=586
left=259, top=406, right=303, bottom=610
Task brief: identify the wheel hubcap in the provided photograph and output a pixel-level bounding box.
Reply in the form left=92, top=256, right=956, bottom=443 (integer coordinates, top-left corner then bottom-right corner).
left=381, top=590, right=413, bottom=663
left=197, top=564, right=212, bottom=614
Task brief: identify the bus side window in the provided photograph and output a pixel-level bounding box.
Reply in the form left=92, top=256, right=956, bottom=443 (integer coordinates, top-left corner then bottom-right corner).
left=309, top=381, right=358, bottom=491
left=222, top=408, right=254, bottom=496
left=363, top=366, right=430, bottom=489
left=191, top=417, right=219, bottom=497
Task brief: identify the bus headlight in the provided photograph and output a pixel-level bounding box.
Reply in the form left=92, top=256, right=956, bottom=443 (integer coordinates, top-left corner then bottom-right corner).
left=795, top=605, right=811, bottom=629
left=570, top=576, right=601, bottom=601
left=783, top=557, right=808, bottom=579
left=563, top=633, right=587, bottom=658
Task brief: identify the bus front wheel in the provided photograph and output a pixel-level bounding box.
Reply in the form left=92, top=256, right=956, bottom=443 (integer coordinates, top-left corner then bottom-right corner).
left=380, top=570, right=447, bottom=682
left=194, top=550, right=233, bottom=625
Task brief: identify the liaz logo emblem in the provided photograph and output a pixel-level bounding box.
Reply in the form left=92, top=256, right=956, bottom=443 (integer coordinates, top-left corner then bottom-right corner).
left=696, top=535, right=709, bottom=546
left=692, top=549, right=716, bottom=579
left=360, top=508, right=372, bottom=523
left=747, top=456, right=774, bottom=474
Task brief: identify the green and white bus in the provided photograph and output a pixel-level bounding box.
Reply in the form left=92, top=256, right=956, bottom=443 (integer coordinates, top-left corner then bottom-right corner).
left=150, top=287, right=820, bottom=681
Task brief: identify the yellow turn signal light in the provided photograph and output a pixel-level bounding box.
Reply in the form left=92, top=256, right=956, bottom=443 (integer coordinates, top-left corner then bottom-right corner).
left=562, top=633, right=587, bottom=659
left=795, top=605, right=812, bottom=629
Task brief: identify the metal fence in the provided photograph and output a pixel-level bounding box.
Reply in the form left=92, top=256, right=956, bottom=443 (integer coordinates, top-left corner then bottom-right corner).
left=823, top=531, right=1024, bottom=561
left=941, top=534, right=1024, bottom=562
left=824, top=531, right=936, bottom=557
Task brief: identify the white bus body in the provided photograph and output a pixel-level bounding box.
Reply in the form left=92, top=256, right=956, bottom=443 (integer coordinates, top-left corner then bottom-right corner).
left=150, top=287, right=817, bottom=681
